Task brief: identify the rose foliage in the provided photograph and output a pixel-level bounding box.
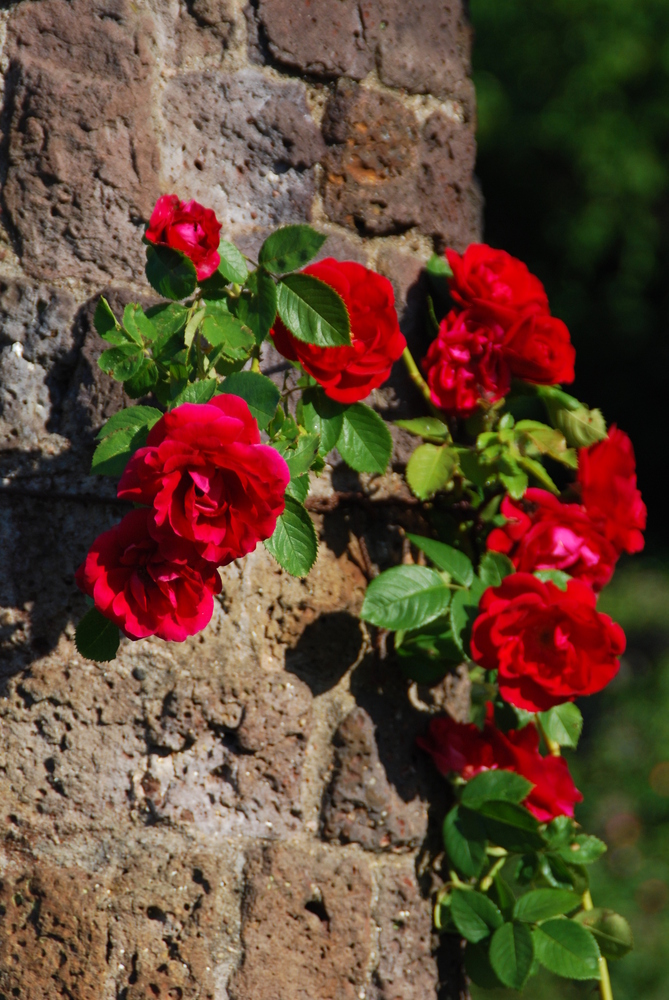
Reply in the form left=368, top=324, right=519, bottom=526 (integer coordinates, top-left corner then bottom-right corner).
left=74, top=202, right=641, bottom=994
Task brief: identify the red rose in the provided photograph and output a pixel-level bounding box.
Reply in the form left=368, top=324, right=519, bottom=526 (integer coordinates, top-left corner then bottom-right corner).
left=118, top=395, right=289, bottom=565
left=471, top=574, right=625, bottom=712
left=446, top=243, right=549, bottom=327
left=146, top=194, right=222, bottom=281
left=271, top=258, right=406, bottom=403
left=422, top=308, right=511, bottom=416
left=502, top=310, right=575, bottom=385
left=75, top=509, right=221, bottom=642
left=578, top=426, right=646, bottom=554
left=487, top=489, right=619, bottom=591
left=418, top=705, right=583, bottom=822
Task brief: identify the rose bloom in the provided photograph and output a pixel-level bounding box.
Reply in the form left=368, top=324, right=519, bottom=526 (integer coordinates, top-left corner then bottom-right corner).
left=502, top=310, right=575, bottom=385
left=487, top=489, right=619, bottom=591
left=578, top=426, right=646, bottom=554
left=418, top=704, right=583, bottom=822
left=118, top=395, right=289, bottom=565
left=76, top=509, right=222, bottom=642
left=422, top=308, right=511, bottom=416
left=271, top=258, right=406, bottom=403
left=446, top=243, right=549, bottom=327
left=471, top=574, right=626, bottom=712
left=145, top=194, right=222, bottom=281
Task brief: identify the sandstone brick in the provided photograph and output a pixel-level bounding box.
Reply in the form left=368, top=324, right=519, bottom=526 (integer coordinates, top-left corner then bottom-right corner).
left=321, top=81, right=480, bottom=247
left=361, top=0, right=473, bottom=102
left=229, top=842, right=372, bottom=1000
left=321, top=707, right=427, bottom=851
left=247, top=0, right=372, bottom=78
left=161, top=69, right=323, bottom=235
left=371, top=861, right=439, bottom=1000
left=2, top=0, right=161, bottom=283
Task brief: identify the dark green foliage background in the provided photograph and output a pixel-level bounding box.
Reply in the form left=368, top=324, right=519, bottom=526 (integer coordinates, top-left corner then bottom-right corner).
left=470, top=0, right=669, bottom=546
left=469, top=2, right=669, bottom=995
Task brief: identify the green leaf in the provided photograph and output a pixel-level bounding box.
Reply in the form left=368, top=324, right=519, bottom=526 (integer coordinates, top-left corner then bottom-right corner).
left=172, top=380, right=217, bottom=406
left=91, top=424, right=150, bottom=477
left=286, top=474, right=309, bottom=504
left=518, top=454, right=560, bottom=493
left=451, top=889, right=503, bottom=943
left=535, top=569, right=571, bottom=589
left=301, top=387, right=345, bottom=455
left=541, top=389, right=608, bottom=448
left=337, top=403, right=392, bottom=474
left=574, top=909, right=634, bottom=960
left=490, top=875, right=516, bottom=921
left=465, top=941, right=504, bottom=990
left=539, top=703, right=583, bottom=749
left=145, top=244, right=197, bottom=300
left=500, top=468, right=529, bottom=499
left=426, top=251, right=453, bottom=280
left=275, top=432, right=320, bottom=478
left=442, top=806, right=487, bottom=878
left=216, top=240, right=248, bottom=284
left=555, top=835, right=607, bottom=866
left=277, top=273, right=351, bottom=347
left=361, top=565, right=452, bottom=631
left=94, top=296, right=121, bottom=342
left=264, top=497, right=318, bottom=578
left=259, top=224, right=327, bottom=273
left=395, top=617, right=462, bottom=680
left=97, top=344, right=144, bottom=382
left=201, top=312, right=255, bottom=358
left=479, top=550, right=515, bottom=588
left=123, top=303, right=154, bottom=346
left=514, top=889, right=582, bottom=923
left=406, top=534, right=474, bottom=586
left=406, top=443, right=456, bottom=500
left=75, top=607, right=120, bottom=662
left=534, top=918, right=601, bottom=980
left=395, top=416, right=450, bottom=441
left=235, top=270, right=278, bottom=346
left=489, top=921, right=534, bottom=990
left=461, top=770, right=534, bottom=810
left=96, top=405, right=162, bottom=440
left=145, top=302, right=189, bottom=340
left=123, top=359, right=159, bottom=399
left=477, top=800, right=546, bottom=853
left=218, top=371, right=280, bottom=430
left=450, top=587, right=483, bottom=653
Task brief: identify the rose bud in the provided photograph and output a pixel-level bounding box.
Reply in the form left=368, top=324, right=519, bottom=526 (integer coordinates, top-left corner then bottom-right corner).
left=145, top=194, right=222, bottom=281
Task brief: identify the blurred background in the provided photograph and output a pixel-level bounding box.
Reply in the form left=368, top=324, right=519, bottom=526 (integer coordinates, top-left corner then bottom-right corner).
left=468, top=1, right=669, bottom=996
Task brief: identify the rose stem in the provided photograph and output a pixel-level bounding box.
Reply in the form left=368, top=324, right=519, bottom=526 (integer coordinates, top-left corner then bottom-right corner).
left=401, top=347, right=433, bottom=406
left=582, top=890, right=614, bottom=1000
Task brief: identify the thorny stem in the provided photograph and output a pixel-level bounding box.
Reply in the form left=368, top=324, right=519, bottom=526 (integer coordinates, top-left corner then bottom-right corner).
left=583, top=890, right=614, bottom=1000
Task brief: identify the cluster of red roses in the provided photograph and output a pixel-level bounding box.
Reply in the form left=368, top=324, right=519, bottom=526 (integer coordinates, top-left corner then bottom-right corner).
left=76, top=396, right=289, bottom=641
left=77, top=195, right=406, bottom=641
left=423, top=244, right=576, bottom=415
left=419, top=246, right=646, bottom=822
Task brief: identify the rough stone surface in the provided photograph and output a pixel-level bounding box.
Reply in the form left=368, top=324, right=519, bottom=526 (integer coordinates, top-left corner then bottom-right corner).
left=2, top=0, right=161, bottom=283
left=321, top=80, right=480, bottom=247
left=229, top=841, right=373, bottom=1000
left=322, top=706, right=428, bottom=851
left=0, top=0, right=479, bottom=996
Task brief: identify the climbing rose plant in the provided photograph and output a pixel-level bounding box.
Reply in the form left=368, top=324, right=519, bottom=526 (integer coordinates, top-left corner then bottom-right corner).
left=76, top=196, right=643, bottom=999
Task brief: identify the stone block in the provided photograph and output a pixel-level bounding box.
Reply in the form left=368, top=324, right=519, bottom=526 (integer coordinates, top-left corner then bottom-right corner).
left=161, top=69, right=323, bottom=235
left=2, top=0, right=161, bottom=283
left=229, top=841, right=372, bottom=1000
left=321, top=707, right=427, bottom=851
left=247, top=0, right=372, bottom=78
